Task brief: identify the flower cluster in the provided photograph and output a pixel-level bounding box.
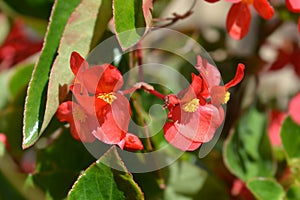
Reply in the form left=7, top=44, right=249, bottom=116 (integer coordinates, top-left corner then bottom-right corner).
left=163, top=56, right=245, bottom=151
left=56, top=52, right=143, bottom=151
left=57, top=52, right=245, bottom=152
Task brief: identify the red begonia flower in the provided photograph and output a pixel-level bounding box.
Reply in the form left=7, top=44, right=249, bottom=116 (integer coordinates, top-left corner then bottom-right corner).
left=56, top=101, right=97, bottom=142
left=164, top=71, right=224, bottom=151
left=0, top=20, right=42, bottom=71
left=286, top=0, right=300, bottom=12
left=226, top=0, right=274, bottom=40
left=61, top=52, right=143, bottom=151
left=197, top=55, right=245, bottom=106
left=69, top=53, right=129, bottom=144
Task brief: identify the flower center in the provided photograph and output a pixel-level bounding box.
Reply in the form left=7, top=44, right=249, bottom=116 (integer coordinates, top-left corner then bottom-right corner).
left=73, top=106, right=87, bottom=123
left=183, top=98, right=199, bottom=112
left=224, top=91, right=230, bottom=104
left=97, top=92, right=117, bottom=104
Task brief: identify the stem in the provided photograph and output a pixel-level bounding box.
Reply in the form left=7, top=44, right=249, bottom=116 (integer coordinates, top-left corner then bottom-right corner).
left=136, top=43, right=144, bottom=82
left=131, top=96, right=165, bottom=189
left=120, top=82, right=166, bottom=100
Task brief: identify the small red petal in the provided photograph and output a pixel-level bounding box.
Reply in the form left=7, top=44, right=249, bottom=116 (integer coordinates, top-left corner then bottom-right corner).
left=123, top=133, right=144, bottom=151
left=268, top=110, right=286, bottom=146
left=164, top=122, right=202, bottom=151
left=225, top=63, right=245, bottom=90
left=70, top=52, right=88, bottom=76
left=82, top=64, right=123, bottom=94
left=226, top=3, right=251, bottom=40
left=253, top=0, right=274, bottom=20
left=286, top=0, right=300, bottom=13
left=56, top=101, right=73, bottom=122
left=197, top=55, right=221, bottom=88
left=288, top=92, right=300, bottom=125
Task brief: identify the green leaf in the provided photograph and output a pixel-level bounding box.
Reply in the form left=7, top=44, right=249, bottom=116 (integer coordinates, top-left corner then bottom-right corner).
left=163, top=160, right=207, bottom=199
left=286, top=184, right=300, bottom=200
left=68, top=146, right=144, bottom=200
left=281, top=117, right=300, bottom=160
left=22, top=0, right=81, bottom=149
left=246, top=178, right=284, bottom=200
left=223, top=107, right=275, bottom=181
left=0, top=13, right=9, bottom=45
left=40, top=0, right=112, bottom=142
left=113, top=0, right=149, bottom=49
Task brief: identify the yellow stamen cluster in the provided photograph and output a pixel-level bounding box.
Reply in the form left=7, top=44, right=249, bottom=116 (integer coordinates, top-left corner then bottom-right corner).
left=224, top=92, right=230, bottom=104
left=97, top=92, right=117, bottom=104
left=183, top=98, right=200, bottom=113
left=73, top=106, right=87, bottom=122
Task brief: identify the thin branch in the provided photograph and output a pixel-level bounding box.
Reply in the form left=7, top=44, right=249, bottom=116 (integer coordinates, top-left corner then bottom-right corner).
left=152, top=0, right=196, bottom=29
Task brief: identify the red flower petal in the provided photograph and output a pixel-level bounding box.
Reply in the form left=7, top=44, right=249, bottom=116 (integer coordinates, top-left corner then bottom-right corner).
left=82, top=64, right=124, bottom=94
left=196, top=55, right=221, bottom=88
left=93, top=94, right=129, bottom=144
left=286, top=0, right=300, bottom=12
left=268, top=110, right=286, bottom=146
left=56, top=101, right=96, bottom=142
left=174, top=104, right=224, bottom=143
left=288, top=92, right=300, bottom=125
left=164, top=122, right=202, bottom=151
left=253, top=0, right=274, bottom=20
left=224, top=63, right=245, bottom=90
left=181, top=74, right=208, bottom=105
left=123, top=133, right=144, bottom=151
left=226, top=3, right=251, bottom=40
left=56, top=101, right=73, bottom=122
left=70, top=51, right=89, bottom=76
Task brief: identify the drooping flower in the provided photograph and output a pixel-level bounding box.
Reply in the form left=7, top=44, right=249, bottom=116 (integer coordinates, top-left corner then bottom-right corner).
left=164, top=67, right=223, bottom=151
left=196, top=55, right=245, bottom=106
left=226, top=0, right=274, bottom=40
left=163, top=56, right=245, bottom=151
left=69, top=52, right=129, bottom=145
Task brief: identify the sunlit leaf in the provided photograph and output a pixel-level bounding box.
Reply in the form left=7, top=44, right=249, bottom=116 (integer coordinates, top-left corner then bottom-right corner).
left=246, top=178, right=284, bottom=200
left=40, top=0, right=112, bottom=141
left=113, top=0, right=151, bottom=50
left=223, top=107, right=275, bottom=181
left=68, top=146, right=144, bottom=200
left=23, top=0, right=81, bottom=149
left=163, top=160, right=207, bottom=199
left=281, top=116, right=300, bottom=160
